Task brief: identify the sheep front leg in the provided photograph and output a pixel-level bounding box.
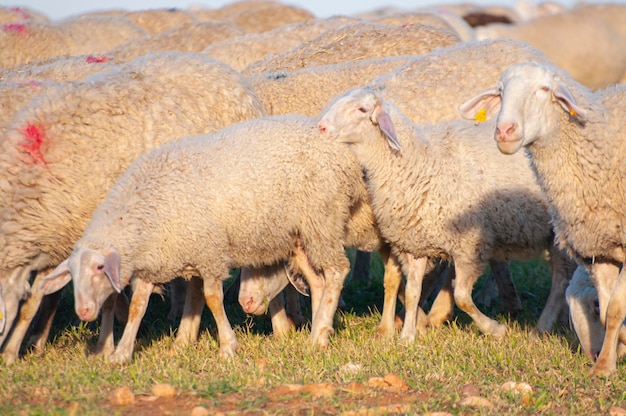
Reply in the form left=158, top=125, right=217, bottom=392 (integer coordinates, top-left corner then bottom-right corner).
left=203, top=277, right=238, bottom=358
left=398, top=253, right=428, bottom=343
left=377, top=245, right=403, bottom=339
left=172, top=276, right=204, bottom=349
left=27, top=289, right=62, bottom=355
left=309, top=261, right=350, bottom=348
left=592, top=267, right=626, bottom=376
left=94, top=293, right=119, bottom=357
left=589, top=261, right=626, bottom=344
left=268, top=294, right=294, bottom=337
left=454, top=261, right=507, bottom=338
left=109, top=279, right=154, bottom=363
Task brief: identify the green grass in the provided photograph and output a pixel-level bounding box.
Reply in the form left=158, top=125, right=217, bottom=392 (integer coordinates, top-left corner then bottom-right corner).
left=2, top=254, right=625, bottom=415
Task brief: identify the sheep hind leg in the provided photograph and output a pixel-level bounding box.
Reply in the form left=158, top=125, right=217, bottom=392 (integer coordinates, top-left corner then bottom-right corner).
left=591, top=268, right=626, bottom=376
left=425, top=265, right=455, bottom=328
left=1, top=268, right=51, bottom=364
left=268, top=294, right=294, bottom=337
left=454, top=262, right=507, bottom=338
left=376, top=244, right=403, bottom=339
left=203, top=276, right=238, bottom=358
left=94, top=293, right=118, bottom=357
left=109, top=279, right=154, bottom=363
left=26, top=290, right=62, bottom=355
left=171, top=276, right=204, bottom=351
left=535, top=248, right=575, bottom=333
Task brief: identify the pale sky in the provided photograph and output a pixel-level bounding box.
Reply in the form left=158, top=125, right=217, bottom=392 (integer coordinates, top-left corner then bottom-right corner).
left=1, top=0, right=616, bottom=21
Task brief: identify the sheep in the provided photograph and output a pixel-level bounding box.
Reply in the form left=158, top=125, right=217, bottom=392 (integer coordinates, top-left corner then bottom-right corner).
left=250, top=40, right=567, bottom=333
left=0, top=80, right=58, bottom=135
left=120, top=8, right=197, bottom=35
left=317, top=87, right=572, bottom=343
left=473, top=3, right=626, bottom=90
left=202, top=15, right=361, bottom=71
left=0, top=6, right=49, bottom=23
left=1, top=53, right=126, bottom=83
left=191, top=1, right=314, bottom=34
left=458, top=61, right=626, bottom=376
left=41, top=114, right=380, bottom=362
left=107, top=21, right=243, bottom=62
left=243, top=21, right=460, bottom=75
left=0, top=17, right=146, bottom=69
left=0, top=51, right=266, bottom=364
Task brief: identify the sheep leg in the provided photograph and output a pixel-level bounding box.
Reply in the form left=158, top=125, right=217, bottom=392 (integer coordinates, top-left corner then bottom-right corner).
left=203, top=276, right=238, bottom=358
left=491, top=260, right=522, bottom=316
left=284, top=284, right=305, bottom=328
left=94, top=293, right=118, bottom=357
left=589, top=261, right=626, bottom=344
left=398, top=253, right=428, bottom=343
left=1, top=268, right=50, bottom=364
left=426, top=265, right=455, bottom=327
left=109, top=279, right=154, bottom=363
left=592, top=267, right=626, bottom=376
left=268, top=293, right=294, bottom=337
left=454, top=262, right=507, bottom=338
left=376, top=244, right=403, bottom=339
left=290, top=244, right=324, bottom=319
left=535, top=247, right=574, bottom=333
left=172, top=276, right=204, bottom=349
left=309, top=259, right=350, bottom=348
left=26, top=289, right=62, bottom=355
left=166, top=277, right=187, bottom=322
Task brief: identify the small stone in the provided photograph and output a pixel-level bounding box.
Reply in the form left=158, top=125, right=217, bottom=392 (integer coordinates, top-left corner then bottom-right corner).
left=368, top=377, right=388, bottom=389
left=459, top=395, right=493, bottom=408
left=345, top=382, right=366, bottom=394
left=460, top=384, right=481, bottom=397
left=152, top=383, right=176, bottom=398
left=109, top=386, right=135, bottom=405
left=302, top=383, right=335, bottom=398
left=267, top=383, right=303, bottom=399
left=383, top=373, right=410, bottom=391
left=190, top=406, right=211, bottom=416
left=610, top=406, right=626, bottom=416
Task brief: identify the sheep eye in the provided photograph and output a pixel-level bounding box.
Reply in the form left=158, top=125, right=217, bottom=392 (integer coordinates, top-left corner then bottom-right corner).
left=539, top=86, right=550, bottom=92
left=358, top=107, right=368, bottom=113
left=96, top=264, right=105, bottom=271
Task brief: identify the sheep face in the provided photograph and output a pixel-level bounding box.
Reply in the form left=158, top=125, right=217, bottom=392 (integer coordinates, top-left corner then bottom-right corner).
left=40, top=247, right=122, bottom=322
left=317, top=88, right=401, bottom=151
left=459, top=62, right=588, bottom=155
left=239, top=264, right=289, bottom=315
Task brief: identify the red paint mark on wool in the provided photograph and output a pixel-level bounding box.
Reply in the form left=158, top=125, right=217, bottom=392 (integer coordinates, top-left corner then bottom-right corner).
left=20, top=123, right=47, bottom=165
left=20, top=80, right=42, bottom=88
left=2, top=23, right=28, bottom=35
left=86, top=55, right=109, bottom=64
left=10, top=7, right=32, bottom=20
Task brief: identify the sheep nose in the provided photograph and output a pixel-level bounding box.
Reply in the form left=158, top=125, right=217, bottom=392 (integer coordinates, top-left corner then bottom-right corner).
left=76, top=305, right=96, bottom=321
left=317, top=123, right=327, bottom=134
left=495, top=122, right=516, bottom=142
left=239, top=296, right=254, bottom=313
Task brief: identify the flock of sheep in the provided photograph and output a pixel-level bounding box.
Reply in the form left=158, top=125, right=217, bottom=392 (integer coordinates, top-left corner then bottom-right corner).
left=1, top=0, right=625, bottom=378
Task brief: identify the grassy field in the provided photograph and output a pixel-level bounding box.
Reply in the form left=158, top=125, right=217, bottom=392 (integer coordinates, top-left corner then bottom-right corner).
left=2, top=253, right=625, bottom=415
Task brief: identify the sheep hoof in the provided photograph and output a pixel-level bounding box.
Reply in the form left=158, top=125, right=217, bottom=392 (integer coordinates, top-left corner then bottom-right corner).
left=490, top=323, right=508, bottom=339
left=312, top=327, right=334, bottom=348
left=109, top=350, right=132, bottom=364
left=218, top=342, right=239, bottom=359
left=589, top=361, right=616, bottom=377
left=375, top=325, right=395, bottom=340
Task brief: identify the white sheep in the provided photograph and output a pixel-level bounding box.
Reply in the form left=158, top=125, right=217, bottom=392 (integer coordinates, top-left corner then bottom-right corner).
left=0, top=6, right=49, bottom=23
left=108, top=21, right=243, bottom=62
left=119, top=8, right=197, bottom=35
left=459, top=61, right=626, bottom=376
left=0, top=51, right=265, bottom=364
left=41, top=114, right=378, bottom=362
left=190, top=1, right=314, bottom=34
left=202, top=15, right=361, bottom=71
left=243, top=21, right=460, bottom=75
left=317, top=87, right=570, bottom=343
left=473, top=3, right=626, bottom=90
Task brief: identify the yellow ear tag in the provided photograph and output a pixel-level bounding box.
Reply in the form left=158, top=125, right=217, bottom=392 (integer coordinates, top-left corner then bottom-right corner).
left=569, top=108, right=576, bottom=116
left=474, top=108, right=487, bottom=123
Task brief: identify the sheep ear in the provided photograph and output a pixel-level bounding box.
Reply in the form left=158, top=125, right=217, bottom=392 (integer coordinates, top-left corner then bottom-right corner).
left=40, top=259, right=72, bottom=295
left=372, top=106, right=401, bottom=151
left=104, top=250, right=122, bottom=293
left=458, top=87, right=502, bottom=122
left=284, top=263, right=309, bottom=297
left=552, top=81, right=588, bottom=124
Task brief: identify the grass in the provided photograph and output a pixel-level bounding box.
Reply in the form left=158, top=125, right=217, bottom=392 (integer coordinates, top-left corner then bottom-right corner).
left=2, top=252, right=626, bottom=415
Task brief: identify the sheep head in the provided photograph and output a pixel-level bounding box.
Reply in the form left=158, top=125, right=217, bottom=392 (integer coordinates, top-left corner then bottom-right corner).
left=317, top=88, right=401, bottom=151
left=459, top=62, right=588, bottom=155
